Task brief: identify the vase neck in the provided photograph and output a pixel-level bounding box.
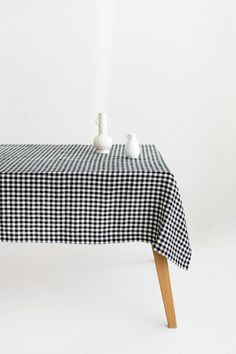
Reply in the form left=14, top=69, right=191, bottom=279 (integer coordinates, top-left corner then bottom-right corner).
left=98, top=118, right=107, bottom=134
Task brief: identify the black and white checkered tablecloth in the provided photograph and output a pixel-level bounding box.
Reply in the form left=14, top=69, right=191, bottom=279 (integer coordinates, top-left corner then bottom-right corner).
left=0, top=144, right=192, bottom=269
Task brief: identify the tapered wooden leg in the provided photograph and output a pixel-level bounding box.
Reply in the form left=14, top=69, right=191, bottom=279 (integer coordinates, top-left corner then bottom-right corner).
left=152, top=247, right=177, bottom=328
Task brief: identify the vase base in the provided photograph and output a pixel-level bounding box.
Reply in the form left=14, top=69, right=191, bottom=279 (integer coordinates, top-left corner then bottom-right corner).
left=96, top=149, right=110, bottom=154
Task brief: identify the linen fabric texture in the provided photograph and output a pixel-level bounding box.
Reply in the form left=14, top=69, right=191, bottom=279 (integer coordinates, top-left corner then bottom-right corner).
left=0, top=144, right=192, bottom=269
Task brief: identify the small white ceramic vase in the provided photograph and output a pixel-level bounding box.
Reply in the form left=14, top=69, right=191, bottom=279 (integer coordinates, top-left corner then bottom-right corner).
left=93, top=112, right=113, bottom=153
left=125, top=133, right=141, bottom=158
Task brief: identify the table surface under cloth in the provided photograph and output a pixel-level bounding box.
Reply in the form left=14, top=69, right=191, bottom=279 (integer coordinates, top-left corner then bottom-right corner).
left=0, top=144, right=192, bottom=270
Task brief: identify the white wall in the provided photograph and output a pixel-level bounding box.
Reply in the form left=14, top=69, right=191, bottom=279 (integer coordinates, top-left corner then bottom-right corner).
left=0, top=0, right=235, bottom=235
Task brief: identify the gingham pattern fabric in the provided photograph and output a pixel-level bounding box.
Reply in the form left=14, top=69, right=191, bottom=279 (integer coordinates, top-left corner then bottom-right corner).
left=0, top=144, right=192, bottom=269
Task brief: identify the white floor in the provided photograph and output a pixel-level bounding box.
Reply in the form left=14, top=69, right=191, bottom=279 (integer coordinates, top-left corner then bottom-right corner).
left=0, top=224, right=235, bottom=354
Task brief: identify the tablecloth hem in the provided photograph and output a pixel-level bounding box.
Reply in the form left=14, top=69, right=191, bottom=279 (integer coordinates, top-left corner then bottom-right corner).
left=0, top=237, right=190, bottom=270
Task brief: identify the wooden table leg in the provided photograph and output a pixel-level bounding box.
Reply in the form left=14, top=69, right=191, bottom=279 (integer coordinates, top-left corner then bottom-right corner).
left=152, top=247, right=177, bottom=328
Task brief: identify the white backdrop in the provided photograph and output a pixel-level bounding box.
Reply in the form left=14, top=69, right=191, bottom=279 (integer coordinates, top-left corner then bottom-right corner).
left=0, top=0, right=235, bottom=235
left=0, top=2, right=236, bottom=354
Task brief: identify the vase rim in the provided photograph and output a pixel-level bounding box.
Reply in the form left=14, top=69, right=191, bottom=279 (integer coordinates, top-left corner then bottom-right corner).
left=127, top=133, right=137, bottom=137
left=98, top=112, right=107, bottom=117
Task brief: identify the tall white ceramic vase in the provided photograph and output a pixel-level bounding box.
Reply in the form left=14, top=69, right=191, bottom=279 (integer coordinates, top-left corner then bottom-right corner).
left=93, top=112, right=113, bottom=153
left=125, top=134, right=141, bottom=158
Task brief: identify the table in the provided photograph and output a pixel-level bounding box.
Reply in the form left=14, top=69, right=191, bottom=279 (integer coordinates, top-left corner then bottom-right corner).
left=0, top=144, right=192, bottom=328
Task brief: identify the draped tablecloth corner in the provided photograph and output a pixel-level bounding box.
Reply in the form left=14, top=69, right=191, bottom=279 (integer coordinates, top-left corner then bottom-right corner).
left=0, top=144, right=192, bottom=270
